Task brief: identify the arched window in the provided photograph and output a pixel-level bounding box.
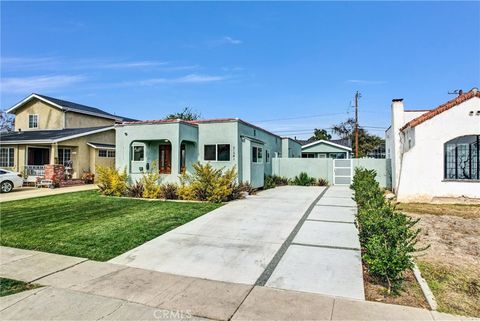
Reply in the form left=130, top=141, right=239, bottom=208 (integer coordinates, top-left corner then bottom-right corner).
left=444, top=135, right=479, bottom=180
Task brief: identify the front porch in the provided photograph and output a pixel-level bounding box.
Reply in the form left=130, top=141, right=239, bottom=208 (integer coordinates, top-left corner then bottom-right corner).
left=129, top=139, right=198, bottom=183
left=20, top=144, right=77, bottom=179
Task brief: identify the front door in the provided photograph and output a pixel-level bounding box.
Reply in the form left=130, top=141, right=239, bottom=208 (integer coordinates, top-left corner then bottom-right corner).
left=159, top=144, right=172, bottom=174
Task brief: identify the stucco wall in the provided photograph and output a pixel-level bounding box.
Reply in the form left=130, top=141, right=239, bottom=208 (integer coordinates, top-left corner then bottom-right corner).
left=396, top=97, right=480, bottom=201
left=65, top=112, right=114, bottom=128
left=14, top=100, right=64, bottom=131
left=282, top=138, right=301, bottom=158
left=272, top=158, right=392, bottom=188
left=60, top=129, right=115, bottom=178
left=272, top=158, right=334, bottom=183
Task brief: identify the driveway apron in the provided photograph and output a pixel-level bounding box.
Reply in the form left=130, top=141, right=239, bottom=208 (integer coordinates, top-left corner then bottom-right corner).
left=110, top=186, right=325, bottom=285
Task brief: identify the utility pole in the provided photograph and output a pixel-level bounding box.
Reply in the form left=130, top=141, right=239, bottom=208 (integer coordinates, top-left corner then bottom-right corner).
left=354, top=91, right=361, bottom=158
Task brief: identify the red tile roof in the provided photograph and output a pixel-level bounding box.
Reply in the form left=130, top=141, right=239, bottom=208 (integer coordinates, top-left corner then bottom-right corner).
left=400, top=88, right=480, bottom=131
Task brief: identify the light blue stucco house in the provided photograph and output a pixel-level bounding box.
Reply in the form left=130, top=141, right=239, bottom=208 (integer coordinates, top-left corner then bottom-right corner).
left=115, top=118, right=302, bottom=188
left=300, top=139, right=352, bottom=159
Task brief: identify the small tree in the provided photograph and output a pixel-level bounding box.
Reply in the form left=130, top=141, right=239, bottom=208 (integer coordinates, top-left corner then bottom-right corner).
left=165, top=107, right=201, bottom=121
left=310, top=128, right=332, bottom=141
left=0, top=110, right=15, bottom=132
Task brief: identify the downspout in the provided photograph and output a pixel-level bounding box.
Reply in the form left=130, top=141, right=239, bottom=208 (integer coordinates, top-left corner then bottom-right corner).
left=395, top=129, right=406, bottom=194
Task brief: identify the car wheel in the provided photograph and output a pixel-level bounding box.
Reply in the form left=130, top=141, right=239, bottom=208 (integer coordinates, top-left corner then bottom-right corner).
left=0, top=181, right=14, bottom=193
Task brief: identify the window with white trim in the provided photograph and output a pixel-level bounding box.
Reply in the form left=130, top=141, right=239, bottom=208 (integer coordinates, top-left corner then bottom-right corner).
left=99, top=150, right=116, bottom=158
left=29, top=114, right=38, bottom=128
left=204, top=144, right=230, bottom=161
left=252, top=146, right=263, bottom=163
left=58, top=148, right=71, bottom=166
left=132, top=145, right=145, bottom=161
left=0, top=147, right=14, bottom=167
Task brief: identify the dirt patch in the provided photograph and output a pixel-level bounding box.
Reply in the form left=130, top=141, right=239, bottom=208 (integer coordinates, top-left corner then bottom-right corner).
left=404, top=204, right=480, bottom=317
left=363, top=267, right=429, bottom=309
left=408, top=213, right=480, bottom=270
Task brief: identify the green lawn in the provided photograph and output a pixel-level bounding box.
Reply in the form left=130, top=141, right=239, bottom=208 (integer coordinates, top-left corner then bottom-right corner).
left=0, top=191, right=221, bottom=261
left=0, top=278, right=40, bottom=297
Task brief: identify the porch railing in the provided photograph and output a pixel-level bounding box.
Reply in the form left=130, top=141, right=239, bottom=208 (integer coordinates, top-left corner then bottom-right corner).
left=23, top=165, right=45, bottom=177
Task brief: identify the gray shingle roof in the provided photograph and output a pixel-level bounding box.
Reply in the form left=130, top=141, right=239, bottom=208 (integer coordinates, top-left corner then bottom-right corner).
left=0, top=126, right=113, bottom=143
left=34, top=94, right=137, bottom=122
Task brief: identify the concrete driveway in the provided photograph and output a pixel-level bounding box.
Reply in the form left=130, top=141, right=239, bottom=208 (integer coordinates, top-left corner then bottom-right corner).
left=111, top=185, right=364, bottom=300
left=111, top=186, right=324, bottom=284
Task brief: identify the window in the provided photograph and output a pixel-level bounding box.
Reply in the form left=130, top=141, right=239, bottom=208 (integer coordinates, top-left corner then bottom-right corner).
left=29, top=114, right=38, bottom=128
left=252, top=146, right=263, bottom=163
left=58, top=148, right=71, bottom=166
left=444, top=135, right=479, bottom=180
left=132, top=145, right=144, bottom=161
left=99, top=150, right=115, bottom=157
left=266, top=150, right=270, bottom=163
left=204, top=144, right=231, bottom=161
left=204, top=145, right=216, bottom=161
left=0, top=170, right=6, bottom=174
left=217, top=144, right=230, bottom=161
left=302, top=153, right=315, bottom=158
left=0, top=147, right=14, bottom=167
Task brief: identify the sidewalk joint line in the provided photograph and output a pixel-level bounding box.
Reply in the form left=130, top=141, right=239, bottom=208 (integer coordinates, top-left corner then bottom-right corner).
left=29, top=258, right=89, bottom=284
left=254, top=187, right=329, bottom=286
left=305, top=218, right=354, bottom=224
left=291, top=242, right=360, bottom=252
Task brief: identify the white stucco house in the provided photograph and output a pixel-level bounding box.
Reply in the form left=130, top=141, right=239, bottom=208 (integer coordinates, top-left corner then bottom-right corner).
left=386, top=88, right=480, bottom=202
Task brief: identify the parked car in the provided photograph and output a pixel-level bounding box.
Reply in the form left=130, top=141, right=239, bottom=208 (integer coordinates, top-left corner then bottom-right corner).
left=0, top=169, right=24, bottom=193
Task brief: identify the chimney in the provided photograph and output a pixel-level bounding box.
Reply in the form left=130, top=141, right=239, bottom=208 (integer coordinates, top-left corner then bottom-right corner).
left=390, top=98, right=405, bottom=193
left=458, top=89, right=463, bottom=96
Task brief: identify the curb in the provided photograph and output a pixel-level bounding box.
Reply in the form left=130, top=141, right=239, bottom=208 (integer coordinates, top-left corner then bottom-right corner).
left=412, top=262, right=438, bottom=311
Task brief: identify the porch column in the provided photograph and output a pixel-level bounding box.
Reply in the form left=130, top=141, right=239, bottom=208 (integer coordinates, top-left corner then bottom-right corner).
left=50, top=143, right=56, bottom=165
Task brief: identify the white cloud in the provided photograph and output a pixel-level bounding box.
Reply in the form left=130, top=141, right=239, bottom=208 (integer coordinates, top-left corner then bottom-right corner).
left=222, top=36, right=242, bottom=45
left=117, top=74, right=226, bottom=87
left=347, top=79, right=387, bottom=85
left=0, top=75, right=85, bottom=93
left=174, top=74, right=225, bottom=83
left=102, top=61, right=169, bottom=69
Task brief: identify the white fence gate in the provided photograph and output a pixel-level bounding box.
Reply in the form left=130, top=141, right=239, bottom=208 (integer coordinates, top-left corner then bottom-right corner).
left=333, top=159, right=352, bottom=185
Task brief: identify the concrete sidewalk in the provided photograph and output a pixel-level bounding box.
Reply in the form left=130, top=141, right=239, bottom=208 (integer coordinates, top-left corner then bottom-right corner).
left=0, top=184, right=98, bottom=202
left=0, top=247, right=474, bottom=321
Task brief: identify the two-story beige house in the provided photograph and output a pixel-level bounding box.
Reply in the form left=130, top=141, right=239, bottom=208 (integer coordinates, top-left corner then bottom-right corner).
left=0, top=94, right=135, bottom=179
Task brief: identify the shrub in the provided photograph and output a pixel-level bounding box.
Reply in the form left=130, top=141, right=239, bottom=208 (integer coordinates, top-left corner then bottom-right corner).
left=178, top=162, right=238, bottom=203
left=264, top=176, right=276, bottom=189
left=272, top=175, right=289, bottom=186
left=292, top=172, right=316, bottom=186
left=160, top=183, right=178, bottom=200
left=351, top=167, right=424, bottom=293
left=140, top=170, right=162, bottom=199
left=351, top=167, right=385, bottom=210
left=127, top=182, right=144, bottom=198
left=316, top=178, right=329, bottom=186
left=81, top=172, right=95, bottom=184
left=96, top=166, right=128, bottom=196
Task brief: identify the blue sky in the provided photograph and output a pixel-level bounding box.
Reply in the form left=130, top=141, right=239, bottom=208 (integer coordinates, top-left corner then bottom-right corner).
left=1, top=1, right=479, bottom=139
